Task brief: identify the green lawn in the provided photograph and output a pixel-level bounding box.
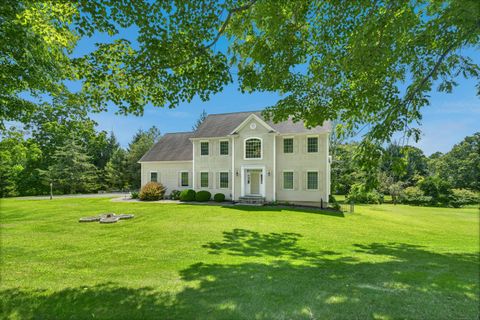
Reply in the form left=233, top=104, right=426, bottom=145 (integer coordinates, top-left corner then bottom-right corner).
left=1, top=198, right=478, bottom=319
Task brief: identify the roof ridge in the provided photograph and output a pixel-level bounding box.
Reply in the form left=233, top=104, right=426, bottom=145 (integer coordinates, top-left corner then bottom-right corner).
left=164, top=131, right=194, bottom=135
left=205, top=110, right=263, bottom=117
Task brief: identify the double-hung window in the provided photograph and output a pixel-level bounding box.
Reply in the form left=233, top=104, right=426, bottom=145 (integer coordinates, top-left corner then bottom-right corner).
left=307, top=137, right=318, bottom=153
left=150, top=172, right=158, bottom=182
left=200, top=172, right=209, bottom=188
left=283, top=172, right=294, bottom=189
left=220, top=141, right=229, bottom=155
left=219, top=172, right=229, bottom=188
left=283, top=138, right=293, bottom=153
left=200, top=142, right=209, bottom=156
left=307, top=171, right=318, bottom=190
left=181, top=172, right=189, bottom=187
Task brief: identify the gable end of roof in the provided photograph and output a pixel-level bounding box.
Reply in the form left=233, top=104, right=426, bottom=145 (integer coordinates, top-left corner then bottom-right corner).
left=139, top=132, right=193, bottom=162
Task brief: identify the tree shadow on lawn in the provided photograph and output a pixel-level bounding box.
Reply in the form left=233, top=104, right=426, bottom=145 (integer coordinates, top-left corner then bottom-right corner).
left=177, top=202, right=344, bottom=217
left=2, top=231, right=478, bottom=319
left=223, top=204, right=345, bottom=218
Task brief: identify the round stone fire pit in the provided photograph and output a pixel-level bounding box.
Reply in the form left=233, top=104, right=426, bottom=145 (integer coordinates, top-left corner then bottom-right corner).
left=79, top=213, right=134, bottom=224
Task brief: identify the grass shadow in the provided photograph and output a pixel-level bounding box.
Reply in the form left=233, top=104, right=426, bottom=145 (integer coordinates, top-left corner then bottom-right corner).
left=222, top=204, right=345, bottom=217
left=202, top=228, right=339, bottom=259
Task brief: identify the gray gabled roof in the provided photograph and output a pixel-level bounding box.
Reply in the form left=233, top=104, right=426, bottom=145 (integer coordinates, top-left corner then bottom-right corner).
left=140, top=111, right=331, bottom=162
left=192, top=111, right=331, bottom=138
left=139, top=132, right=193, bottom=162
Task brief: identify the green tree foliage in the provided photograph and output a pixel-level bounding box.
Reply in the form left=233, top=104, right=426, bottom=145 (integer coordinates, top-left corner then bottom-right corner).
left=0, top=1, right=79, bottom=129
left=16, top=103, right=117, bottom=195
left=417, top=176, right=453, bottom=206
left=381, top=145, right=428, bottom=185
left=0, top=105, right=161, bottom=196
left=125, top=127, right=161, bottom=189
left=0, top=129, right=41, bottom=197
left=2, top=1, right=478, bottom=163
left=331, top=143, right=365, bottom=194
left=434, top=133, right=480, bottom=190
left=104, top=149, right=129, bottom=191
left=45, top=138, right=99, bottom=194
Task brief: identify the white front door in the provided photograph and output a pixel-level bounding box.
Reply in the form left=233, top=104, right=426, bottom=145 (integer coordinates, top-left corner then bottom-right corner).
left=244, top=169, right=264, bottom=196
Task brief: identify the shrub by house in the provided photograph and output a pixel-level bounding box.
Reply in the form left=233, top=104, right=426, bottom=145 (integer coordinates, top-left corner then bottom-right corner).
left=139, top=182, right=166, bottom=201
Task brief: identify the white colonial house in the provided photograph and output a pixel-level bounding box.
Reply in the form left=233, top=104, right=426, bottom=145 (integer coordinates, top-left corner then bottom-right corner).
left=139, top=111, right=331, bottom=206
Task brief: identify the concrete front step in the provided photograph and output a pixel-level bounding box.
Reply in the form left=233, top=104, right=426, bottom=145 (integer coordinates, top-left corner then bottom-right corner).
left=238, top=196, right=266, bottom=205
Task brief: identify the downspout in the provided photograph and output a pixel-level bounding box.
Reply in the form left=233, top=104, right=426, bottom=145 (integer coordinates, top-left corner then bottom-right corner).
left=325, top=133, right=329, bottom=202
left=273, top=134, right=276, bottom=202
left=231, top=136, right=235, bottom=200
left=192, top=140, right=195, bottom=190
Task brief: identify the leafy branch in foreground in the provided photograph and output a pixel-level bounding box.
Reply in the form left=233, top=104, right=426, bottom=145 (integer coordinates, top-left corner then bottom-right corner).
left=2, top=1, right=479, bottom=167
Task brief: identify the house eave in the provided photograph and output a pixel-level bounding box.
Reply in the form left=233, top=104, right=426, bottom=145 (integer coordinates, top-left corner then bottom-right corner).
left=138, top=160, right=193, bottom=164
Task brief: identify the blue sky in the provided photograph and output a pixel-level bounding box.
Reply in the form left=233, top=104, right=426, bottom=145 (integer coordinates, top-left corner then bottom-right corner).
left=89, top=68, right=479, bottom=156
left=43, top=24, right=478, bottom=156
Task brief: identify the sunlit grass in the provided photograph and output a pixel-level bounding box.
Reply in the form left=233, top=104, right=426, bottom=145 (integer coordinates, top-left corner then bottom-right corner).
left=1, top=198, right=478, bottom=319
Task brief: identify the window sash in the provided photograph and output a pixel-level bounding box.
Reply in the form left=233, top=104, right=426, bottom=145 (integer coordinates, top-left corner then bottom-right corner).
left=245, top=138, right=261, bottom=159
left=200, top=172, right=209, bottom=188
left=283, top=138, right=293, bottom=153
left=283, top=172, right=293, bottom=189
left=150, top=172, right=158, bottom=182
left=220, top=141, right=229, bottom=155
left=307, top=172, right=318, bottom=189
left=200, top=142, right=209, bottom=155
left=181, top=172, right=189, bottom=186
left=307, top=137, right=318, bottom=153
left=219, top=172, right=229, bottom=188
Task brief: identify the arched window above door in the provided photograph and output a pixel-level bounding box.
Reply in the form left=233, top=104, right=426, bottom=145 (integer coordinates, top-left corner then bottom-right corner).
left=245, top=138, right=262, bottom=159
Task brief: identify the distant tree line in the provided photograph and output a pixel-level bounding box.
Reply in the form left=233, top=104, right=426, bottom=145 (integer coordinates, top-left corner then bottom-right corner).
left=331, top=132, right=480, bottom=207
left=0, top=104, right=160, bottom=197
left=1, top=104, right=477, bottom=207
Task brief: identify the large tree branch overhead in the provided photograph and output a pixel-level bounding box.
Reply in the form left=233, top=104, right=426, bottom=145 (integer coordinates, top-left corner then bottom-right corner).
left=2, top=0, right=479, bottom=170
left=165, top=0, right=258, bottom=69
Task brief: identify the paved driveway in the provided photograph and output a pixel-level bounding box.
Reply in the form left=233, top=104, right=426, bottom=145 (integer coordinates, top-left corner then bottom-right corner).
left=12, top=193, right=127, bottom=200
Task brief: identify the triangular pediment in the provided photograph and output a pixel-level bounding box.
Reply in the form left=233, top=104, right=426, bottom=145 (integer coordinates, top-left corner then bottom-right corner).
left=230, top=114, right=277, bottom=135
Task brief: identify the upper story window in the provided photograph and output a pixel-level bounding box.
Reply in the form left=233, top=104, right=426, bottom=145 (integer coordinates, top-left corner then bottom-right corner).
left=307, top=137, right=318, bottom=153
left=150, top=172, right=158, bottom=182
left=283, top=138, right=293, bottom=153
left=200, top=141, right=209, bottom=155
left=245, top=138, right=262, bottom=159
left=220, top=141, right=229, bottom=155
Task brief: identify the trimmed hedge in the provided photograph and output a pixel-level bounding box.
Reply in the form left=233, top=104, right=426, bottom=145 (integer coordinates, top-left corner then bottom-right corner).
left=179, top=189, right=196, bottom=201
left=170, top=189, right=181, bottom=200
left=214, top=193, right=225, bottom=202
left=195, top=190, right=211, bottom=202
left=139, top=182, right=166, bottom=201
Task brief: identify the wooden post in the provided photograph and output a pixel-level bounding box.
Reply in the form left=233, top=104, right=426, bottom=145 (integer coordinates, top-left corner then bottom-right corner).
left=49, top=182, right=53, bottom=200
left=350, top=202, right=354, bottom=213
